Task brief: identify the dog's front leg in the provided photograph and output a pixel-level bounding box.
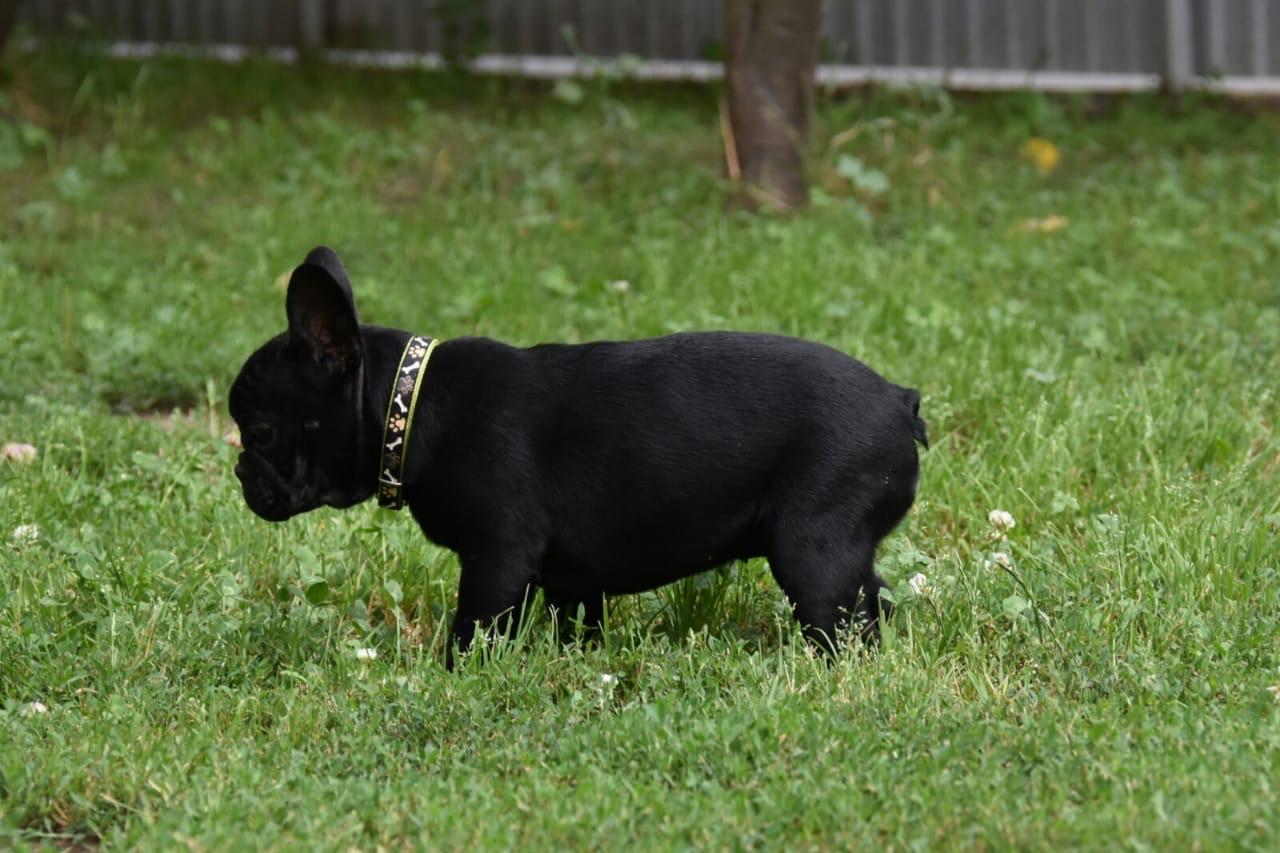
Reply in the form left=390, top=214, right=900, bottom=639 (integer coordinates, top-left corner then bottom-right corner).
left=446, top=549, right=539, bottom=670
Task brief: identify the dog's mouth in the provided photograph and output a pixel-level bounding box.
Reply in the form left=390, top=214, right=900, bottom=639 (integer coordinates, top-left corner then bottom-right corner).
left=234, top=453, right=302, bottom=522
left=233, top=450, right=371, bottom=520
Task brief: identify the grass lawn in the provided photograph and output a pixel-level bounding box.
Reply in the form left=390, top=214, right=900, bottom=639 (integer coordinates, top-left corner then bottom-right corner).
left=2, top=49, right=1279, bottom=849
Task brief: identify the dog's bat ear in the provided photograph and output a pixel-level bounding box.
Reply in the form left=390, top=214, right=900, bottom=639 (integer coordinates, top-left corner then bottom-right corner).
left=286, top=246, right=362, bottom=373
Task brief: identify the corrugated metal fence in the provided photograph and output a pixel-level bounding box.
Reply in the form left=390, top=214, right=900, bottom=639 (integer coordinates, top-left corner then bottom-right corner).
left=17, top=1, right=1280, bottom=93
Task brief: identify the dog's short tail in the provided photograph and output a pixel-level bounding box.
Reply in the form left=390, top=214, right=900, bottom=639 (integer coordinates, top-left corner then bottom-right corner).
left=900, top=388, right=929, bottom=450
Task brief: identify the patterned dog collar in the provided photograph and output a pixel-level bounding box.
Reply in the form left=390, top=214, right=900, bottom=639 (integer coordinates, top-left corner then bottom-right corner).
left=378, top=335, right=440, bottom=510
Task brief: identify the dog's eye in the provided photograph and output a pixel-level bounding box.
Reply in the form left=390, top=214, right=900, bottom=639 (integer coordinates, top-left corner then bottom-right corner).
left=247, top=423, right=277, bottom=449
left=303, top=419, right=320, bottom=432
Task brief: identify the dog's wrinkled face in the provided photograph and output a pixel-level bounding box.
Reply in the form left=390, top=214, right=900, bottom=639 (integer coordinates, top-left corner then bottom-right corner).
left=229, top=335, right=369, bottom=520
left=229, top=247, right=372, bottom=522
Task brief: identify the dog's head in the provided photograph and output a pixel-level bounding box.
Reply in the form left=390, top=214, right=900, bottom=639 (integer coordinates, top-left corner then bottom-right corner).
left=229, top=247, right=374, bottom=521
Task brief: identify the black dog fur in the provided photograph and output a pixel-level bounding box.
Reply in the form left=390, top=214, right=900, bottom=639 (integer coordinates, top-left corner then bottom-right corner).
left=230, top=247, right=927, bottom=666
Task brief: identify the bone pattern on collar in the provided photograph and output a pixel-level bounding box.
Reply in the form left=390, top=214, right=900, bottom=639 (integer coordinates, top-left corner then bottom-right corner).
left=377, top=335, right=439, bottom=510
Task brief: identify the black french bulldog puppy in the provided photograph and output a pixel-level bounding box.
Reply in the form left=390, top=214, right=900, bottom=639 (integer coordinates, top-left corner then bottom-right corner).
left=230, top=247, right=927, bottom=666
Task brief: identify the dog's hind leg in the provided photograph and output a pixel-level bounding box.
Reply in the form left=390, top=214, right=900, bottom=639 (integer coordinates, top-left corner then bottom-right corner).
left=856, top=571, right=892, bottom=645
left=544, top=588, right=605, bottom=642
left=767, top=520, right=883, bottom=653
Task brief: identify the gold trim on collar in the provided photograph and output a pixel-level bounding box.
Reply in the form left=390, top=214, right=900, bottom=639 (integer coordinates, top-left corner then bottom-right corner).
left=377, top=335, right=440, bottom=510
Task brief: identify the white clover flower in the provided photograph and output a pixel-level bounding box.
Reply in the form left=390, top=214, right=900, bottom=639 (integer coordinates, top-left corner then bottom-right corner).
left=991, top=551, right=1011, bottom=569
left=11, top=524, right=40, bottom=545
left=354, top=647, right=378, bottom=662
left=988, top=509, right=1016, bottom=532
left=908, top=572, right=932, bottom=597
left=22, top=701, right=48, bottom=716
left=2, top=443, right=37, bottom=464
left=600, top=673, right=617, bottom=686
left=605, top=279, right=630, bottom=294
left=1269, top=684, right=1280, bottom=701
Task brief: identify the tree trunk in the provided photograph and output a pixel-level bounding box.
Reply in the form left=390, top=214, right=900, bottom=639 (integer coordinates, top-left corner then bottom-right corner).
left=723, top=0, right=822, bottom=212
left=0, top=1, right=20, bottom=54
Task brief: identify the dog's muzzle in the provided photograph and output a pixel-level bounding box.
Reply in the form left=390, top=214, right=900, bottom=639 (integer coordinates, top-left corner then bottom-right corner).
left=234, top=453, right=297, bottom=522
